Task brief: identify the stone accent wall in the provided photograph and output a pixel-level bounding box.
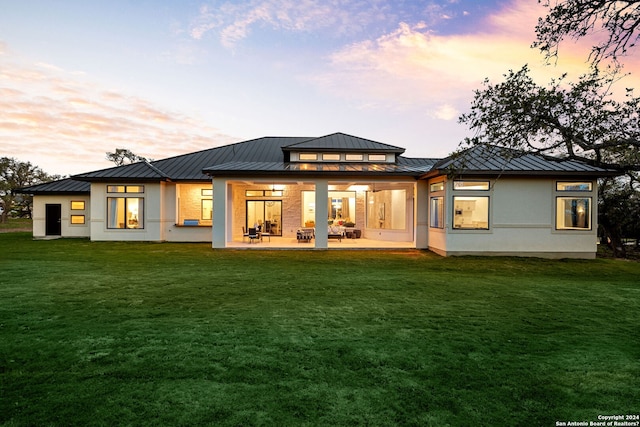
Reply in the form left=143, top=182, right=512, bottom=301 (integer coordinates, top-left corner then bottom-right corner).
left=177, top=184, right=212, bottom=225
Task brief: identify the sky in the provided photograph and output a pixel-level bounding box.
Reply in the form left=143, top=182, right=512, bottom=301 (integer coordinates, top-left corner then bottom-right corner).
left=1, top=0, right=639, bottom=176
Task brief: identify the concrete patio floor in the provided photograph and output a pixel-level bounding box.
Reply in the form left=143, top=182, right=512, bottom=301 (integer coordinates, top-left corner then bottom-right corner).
left=225, top=236, right=415, bottom=249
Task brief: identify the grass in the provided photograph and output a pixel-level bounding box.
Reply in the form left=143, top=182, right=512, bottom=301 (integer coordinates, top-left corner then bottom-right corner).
left=1, top=232, right=639, bottom=426
left=0, top=218, right=32, bottom=231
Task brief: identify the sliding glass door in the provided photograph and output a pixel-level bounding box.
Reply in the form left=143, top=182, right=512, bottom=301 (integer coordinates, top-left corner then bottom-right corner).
left=247, top=200, right=282, bottom=235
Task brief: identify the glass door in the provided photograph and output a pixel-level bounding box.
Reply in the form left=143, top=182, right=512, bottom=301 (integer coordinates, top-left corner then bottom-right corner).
left=247, top=200, right=282, bottom=236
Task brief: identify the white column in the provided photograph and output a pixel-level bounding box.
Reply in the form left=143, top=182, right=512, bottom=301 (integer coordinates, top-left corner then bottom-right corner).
left=415, top=180, right=429, bottom=249
left=314, top=179, right=329, bottom=248
left=212, top=177, right=227, bottom=248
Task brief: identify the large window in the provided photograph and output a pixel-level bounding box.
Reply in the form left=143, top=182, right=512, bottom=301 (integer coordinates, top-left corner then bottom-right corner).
left=107, top=185, right=144, bottom=229
left=430, top=197, right=444, bottom=228
left=556, top=197, right=591, bottom=230
left=107, top=198, right=144, bottom=229
left=453, top=196, right=489, bottom=229
left=301, top=191, right=356, bottom=227
left=367, top=189, right=406, bottom=230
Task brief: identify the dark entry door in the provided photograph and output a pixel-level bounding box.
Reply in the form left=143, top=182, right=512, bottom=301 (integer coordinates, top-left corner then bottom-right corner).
left=45, top=204, right=62, bottom=236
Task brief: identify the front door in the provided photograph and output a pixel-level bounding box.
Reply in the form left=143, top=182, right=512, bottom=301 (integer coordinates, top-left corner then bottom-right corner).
left=45, top=204, right=62, bottom=236
left=246, top=200, right=282, bottom=236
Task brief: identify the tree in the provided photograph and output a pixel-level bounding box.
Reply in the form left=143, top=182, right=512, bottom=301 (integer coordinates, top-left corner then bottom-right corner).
left=459, top=1, right=640, bottom=257
left=459, top=66, right=639, bottom=256
left=0, top=157, right=62, bottom=223
left=534, top=0, right=640, bottom=66
left=106, top=148, right=148, bottom=166
left=459, top=66, right=640, bottom=173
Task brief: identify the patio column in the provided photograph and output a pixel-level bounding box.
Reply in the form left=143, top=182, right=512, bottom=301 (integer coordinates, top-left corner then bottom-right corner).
left=211, top=177, right=228, bottom=248
left=415, top=180, right=429, bottom=249
left=314, top=179, right=329, bottom=248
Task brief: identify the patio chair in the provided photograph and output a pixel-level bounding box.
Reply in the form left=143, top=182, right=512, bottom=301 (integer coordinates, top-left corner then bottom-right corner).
left=242, top=226, right=250, bottom=242
left=247, top=227, right=260, bottom=243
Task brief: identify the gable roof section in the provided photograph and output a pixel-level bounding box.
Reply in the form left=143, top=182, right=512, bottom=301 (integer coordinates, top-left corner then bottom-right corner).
left=153, top=136, right=310, bottom=180
left=74, top=161, right=171, bottom=182
left=426, top=145, right=619, bottom=177
left=283, top=132, right=405, bottom=154
left=72, top=137, right=311, bottom=182
left=18, top=178, right=90, bottom=195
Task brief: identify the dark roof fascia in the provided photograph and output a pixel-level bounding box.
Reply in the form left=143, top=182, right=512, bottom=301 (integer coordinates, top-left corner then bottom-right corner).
left=420, top=168, right=620, bottom=180
left=205, top=170, right=422, bottom=180
left=203, top=163, right=427, bottom=179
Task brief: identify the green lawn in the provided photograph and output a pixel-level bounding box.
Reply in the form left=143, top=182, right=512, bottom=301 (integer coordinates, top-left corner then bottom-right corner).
left=1, top=233, right=638, bottom=426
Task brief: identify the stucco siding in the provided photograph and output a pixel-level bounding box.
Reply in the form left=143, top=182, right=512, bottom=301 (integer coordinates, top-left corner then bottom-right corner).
left=32, top=194, right=91, bottom=238
left=442, top=177, right=598, bottom=258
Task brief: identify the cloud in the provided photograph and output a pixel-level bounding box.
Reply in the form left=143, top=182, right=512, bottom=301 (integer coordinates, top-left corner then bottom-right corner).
left=306, top=0, right=640, bottom=121
left=190, top=0, right=392, bottom=48
left=0, top=49, right=236, bottom=175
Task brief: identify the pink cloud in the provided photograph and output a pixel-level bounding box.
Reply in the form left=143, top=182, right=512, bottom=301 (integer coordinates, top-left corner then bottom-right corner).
left=0, top=46, right=237, bottom=175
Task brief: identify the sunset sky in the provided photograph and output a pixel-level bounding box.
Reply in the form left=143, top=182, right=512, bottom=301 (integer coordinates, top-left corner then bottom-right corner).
left=2, top=0, right=639, bottom=176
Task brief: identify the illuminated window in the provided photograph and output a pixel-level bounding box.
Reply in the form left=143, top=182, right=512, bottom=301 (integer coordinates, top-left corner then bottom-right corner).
left=368, top=154, right=386, bottom=162
left=202, top=199, right=213, bottom=220
left=322, top=153, right=340, bottom=161
left=107, top=185, right=125, bottom=193
left=107, top=197, right=144, bottom=229
left=430, top=182, right=444, bottom=192
left=346, top=154, right=363, bottom=161
left=430, top=197, right=444, bottom=228
left=556, top=197, right=591, bottom=230
left=453, top=196, right=489, bottom=229
left=71, top=201, right=85, bottom=210
left=201, top=189, right=213, bottom=196
left=125, top=185, right=144, bottom=193
left=107, top=185, right=145, bottom=193
left=557, top=182, right=592, bottom=191
left=367, top=189, right=406, bottom=230
left=299, top=153, right=318, bottom=161
left=70, top=215, right=85, bottom=224
left=454, top=181, right=490, bottom=191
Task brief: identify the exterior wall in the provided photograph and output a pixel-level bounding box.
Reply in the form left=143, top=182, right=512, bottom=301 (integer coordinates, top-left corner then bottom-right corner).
left=165, top=183, right=212, bottom=242
left=428, top=176, right=598, bottom=258
left=90, top=182, right=163, bottom=241
left=32, top=194, right=91, bottom=238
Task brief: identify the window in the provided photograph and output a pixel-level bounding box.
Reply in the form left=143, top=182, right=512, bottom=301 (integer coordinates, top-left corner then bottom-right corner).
left=454, top=181, right=489, bottom=190
left=368, top=154, right=386, bottom=162
left=202, top=199, right=213, bottom=220
left=71, top=201, right=85, bottom=210
left=556, top=197, right=591, bottom=230
left=107, top=197, right=144, bottom=229
left=246, top=190, right=283, bottom=197
left=453, top=196, right=489, bottom=229
left=201, top=189, right=213, bottom=196
left=367, top=189, right=406, bottom=230
left=299, top=153, right=318, bottom=161
left=322, top=153, right=341, bottom=161
left=107, top=185, right=125, bottom=193
left=557, top=182, right=592, bottom=191
left=346, top=154, right=363, bottom=161
left=430, top=197, right=444, bottom=228
left=70, top=215, right=85, bottom=224
left=430, top=182, right=444, bottom=192
left=107, top=185, right=144, bottom=193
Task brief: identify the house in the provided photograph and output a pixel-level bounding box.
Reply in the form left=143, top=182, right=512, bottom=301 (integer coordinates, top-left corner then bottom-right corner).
left=19, top=132, right=617, bottom=258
